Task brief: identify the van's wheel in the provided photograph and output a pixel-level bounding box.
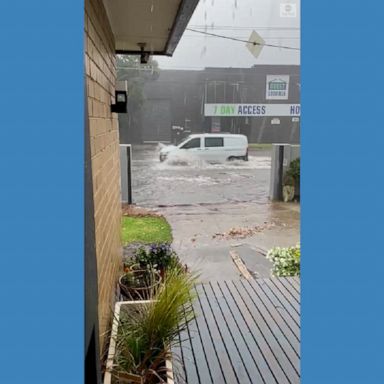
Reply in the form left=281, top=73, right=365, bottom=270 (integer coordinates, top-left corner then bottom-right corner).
left=243, top=154, right=249, bottom=161
left=227, top=156, right=236, bottom=161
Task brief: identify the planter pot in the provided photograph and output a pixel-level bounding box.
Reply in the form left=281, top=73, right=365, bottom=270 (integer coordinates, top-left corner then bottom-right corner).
left=119, top=270, right=161, bottom=300
left=282, top=185, right=295, bottom=202
left=104, top=301, right=174, bottom=384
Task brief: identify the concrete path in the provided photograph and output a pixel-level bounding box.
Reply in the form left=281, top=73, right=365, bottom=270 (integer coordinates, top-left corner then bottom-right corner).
left=159, top=201, right=299, bottom=282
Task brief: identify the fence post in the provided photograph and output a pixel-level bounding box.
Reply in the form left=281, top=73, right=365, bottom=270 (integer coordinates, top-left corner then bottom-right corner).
left=270, top=143, right=300, bottom=201
left=120, top=144, right=132, bottom=204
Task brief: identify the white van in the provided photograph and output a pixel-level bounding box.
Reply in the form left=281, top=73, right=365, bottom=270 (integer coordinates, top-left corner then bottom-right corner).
left=159, top=133, right=248, bottom=163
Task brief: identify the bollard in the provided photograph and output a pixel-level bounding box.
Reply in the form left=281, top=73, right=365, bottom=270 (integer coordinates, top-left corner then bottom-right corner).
left=270, top=144, right=300, bottom=201
left=120, top=144, right=132, bottom=204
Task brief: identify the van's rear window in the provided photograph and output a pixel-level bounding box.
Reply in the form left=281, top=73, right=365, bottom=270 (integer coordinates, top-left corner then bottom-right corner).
left=205, top=137, right=224, bottom=147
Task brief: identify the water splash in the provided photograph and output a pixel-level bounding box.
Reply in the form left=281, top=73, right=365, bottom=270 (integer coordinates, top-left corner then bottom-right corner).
left=157, top=150, right=270, bottom=170
left=157, top=175, right=219, bottom=186
left=156, top=143, right=167, bottom=150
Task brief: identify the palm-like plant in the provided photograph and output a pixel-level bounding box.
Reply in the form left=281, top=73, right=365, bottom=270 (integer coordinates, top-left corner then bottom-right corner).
left=113, top=267, right=197, bottom=383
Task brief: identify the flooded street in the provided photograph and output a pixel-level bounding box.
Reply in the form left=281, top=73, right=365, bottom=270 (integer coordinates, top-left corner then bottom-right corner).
left=132, top=145, right=271, bottom=207
left=131, top=145, right=300, bottom=281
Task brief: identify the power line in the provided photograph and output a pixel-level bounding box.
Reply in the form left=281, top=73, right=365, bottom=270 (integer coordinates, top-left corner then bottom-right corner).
left=189, top=25, right=300, bottom=31
left=118, top=65, right=301, bottom=71
left=183, top=35, right=301, bottom=40
left=117, top=66, right=154, bottom=71
left=186, top=28, right=300, bottom=51
left=117, top=67, right=301, bottom=77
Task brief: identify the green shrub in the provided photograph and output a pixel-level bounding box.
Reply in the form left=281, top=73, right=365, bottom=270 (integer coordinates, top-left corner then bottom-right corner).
left=134, top=243, right=180, bottom=271
left=285, top=157, right=300, bottom=185
left=283, top=174, right=295, bottom=187
left=266, top=244, right=300, bottom=277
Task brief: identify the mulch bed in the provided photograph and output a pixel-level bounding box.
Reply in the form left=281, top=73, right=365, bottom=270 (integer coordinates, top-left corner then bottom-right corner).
left=122, top=204, right=163, bottom=218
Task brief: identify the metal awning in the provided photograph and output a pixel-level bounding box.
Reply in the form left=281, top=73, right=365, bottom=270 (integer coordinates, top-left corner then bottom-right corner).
left=103, top=0, right=199, bottom=56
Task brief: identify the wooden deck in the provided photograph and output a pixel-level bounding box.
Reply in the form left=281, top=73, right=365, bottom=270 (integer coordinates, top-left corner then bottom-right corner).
left=173, top=277, right=300, bottom=384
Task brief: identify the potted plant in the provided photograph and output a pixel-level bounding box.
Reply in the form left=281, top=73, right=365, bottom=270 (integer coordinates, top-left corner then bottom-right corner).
left=282, top=174, right=295, bottom=202
left=134, top=244, right=183, bottom=279
left=282, top=157, right=300, bottom=202
left=105, top=267, right=197, bottom=384
left=289, top=157, right=300, bottom=199
left=119, top=268, right=161, bottom=300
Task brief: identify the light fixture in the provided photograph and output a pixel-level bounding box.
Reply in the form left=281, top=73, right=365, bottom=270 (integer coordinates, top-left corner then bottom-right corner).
left=111, top=90, right=127, bottom=113
left=137, top=43, right=150, bottom=64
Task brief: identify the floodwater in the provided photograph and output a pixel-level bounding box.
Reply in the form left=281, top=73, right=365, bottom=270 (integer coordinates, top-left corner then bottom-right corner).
left=131, top=145, right=271, bottom=207
left=130, top=144, right=300, bottom=281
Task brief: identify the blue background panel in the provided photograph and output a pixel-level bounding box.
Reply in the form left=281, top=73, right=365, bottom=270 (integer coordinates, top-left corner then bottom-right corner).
left=302, top=1, right=384, bottom=383
left=0, top=1, right=84, bottom=384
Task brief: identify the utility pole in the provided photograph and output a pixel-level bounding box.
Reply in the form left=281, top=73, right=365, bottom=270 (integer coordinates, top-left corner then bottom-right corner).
left=231, top=82, right=239, bottom=133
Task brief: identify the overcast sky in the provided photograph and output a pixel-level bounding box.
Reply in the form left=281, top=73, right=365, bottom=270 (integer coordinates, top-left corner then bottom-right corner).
left=156, top=0, right=300, bottom=69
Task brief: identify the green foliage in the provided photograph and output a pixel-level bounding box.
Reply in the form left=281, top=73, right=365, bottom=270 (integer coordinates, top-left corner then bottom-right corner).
left=121, top=217, right=172, bottom=245
left=266, top=244, right=300, bottom=277
left=248, top=143, right=273, bottom=150
left=134, top=244, right=181, bottom=271
left=116, top=55, right=160, bottom=137
left=120, top=269, right=159, bottom=289
left=285, top=157, right=300, bottom=185
left=117, top=55, right=160, bottom=109
left=117, top=55, right=160, bottom=82
left=114, top=268, right=197, bottom=383
left=283, top=173, right=295, bottom=187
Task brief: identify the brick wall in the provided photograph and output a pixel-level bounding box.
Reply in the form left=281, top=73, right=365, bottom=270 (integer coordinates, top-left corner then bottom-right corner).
left=85, top=0, right=122, bottom=353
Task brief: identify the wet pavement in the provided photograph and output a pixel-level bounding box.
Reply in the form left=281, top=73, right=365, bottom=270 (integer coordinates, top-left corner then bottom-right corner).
left=131, top=145, right=300, bottom=282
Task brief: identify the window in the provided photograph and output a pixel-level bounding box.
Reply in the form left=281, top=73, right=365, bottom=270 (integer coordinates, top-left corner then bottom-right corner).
left=180, top=137, right=201, bottom=149
left=205, top=137, right=224, bottom=147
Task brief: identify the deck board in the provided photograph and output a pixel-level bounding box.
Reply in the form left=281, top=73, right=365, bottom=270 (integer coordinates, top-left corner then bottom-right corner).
left=284, top=276, right=300, bottom=294
left=177, top=317, right=199, bottom=384
left=205, top=282, right=255, bottom=384
left=195, top=284, right=239, bottom=384
left=210, top=281, right=267, bottom=383
left=244, top=280, right=300, bottom=358
left=262, top=279, right=300, bottom=323
left=252, top=279, right=300, bottom=344
left=192, top=295, right=224, bottom=384
left=229, top=280, right=297, bottom=383
left=278, top=278, right=301, bottom=304
left=174, top=277, right=300, bottom=384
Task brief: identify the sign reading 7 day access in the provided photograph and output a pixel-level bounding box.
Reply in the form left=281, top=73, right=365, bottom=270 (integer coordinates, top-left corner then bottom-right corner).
left=204, top=103, right=301, bottom=117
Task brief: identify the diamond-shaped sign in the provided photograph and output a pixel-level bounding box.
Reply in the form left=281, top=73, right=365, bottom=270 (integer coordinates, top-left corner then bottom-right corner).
left=246, top=30, right=265, bottom=59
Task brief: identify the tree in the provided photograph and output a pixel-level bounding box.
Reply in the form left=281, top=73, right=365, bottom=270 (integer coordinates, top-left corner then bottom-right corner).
left=117, top=55, right=159, bottom=82
left=116, top=55, right=160, bottom=142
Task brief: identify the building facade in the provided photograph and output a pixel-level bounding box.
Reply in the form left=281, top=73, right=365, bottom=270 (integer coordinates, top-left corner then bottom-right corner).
left=85, top=0, right=122, bottom=359
left=120, top=65, right=300, bottom=144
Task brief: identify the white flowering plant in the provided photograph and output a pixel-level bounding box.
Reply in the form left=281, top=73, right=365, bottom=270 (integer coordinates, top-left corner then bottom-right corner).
left=266, top=244, right=300, bottom=277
